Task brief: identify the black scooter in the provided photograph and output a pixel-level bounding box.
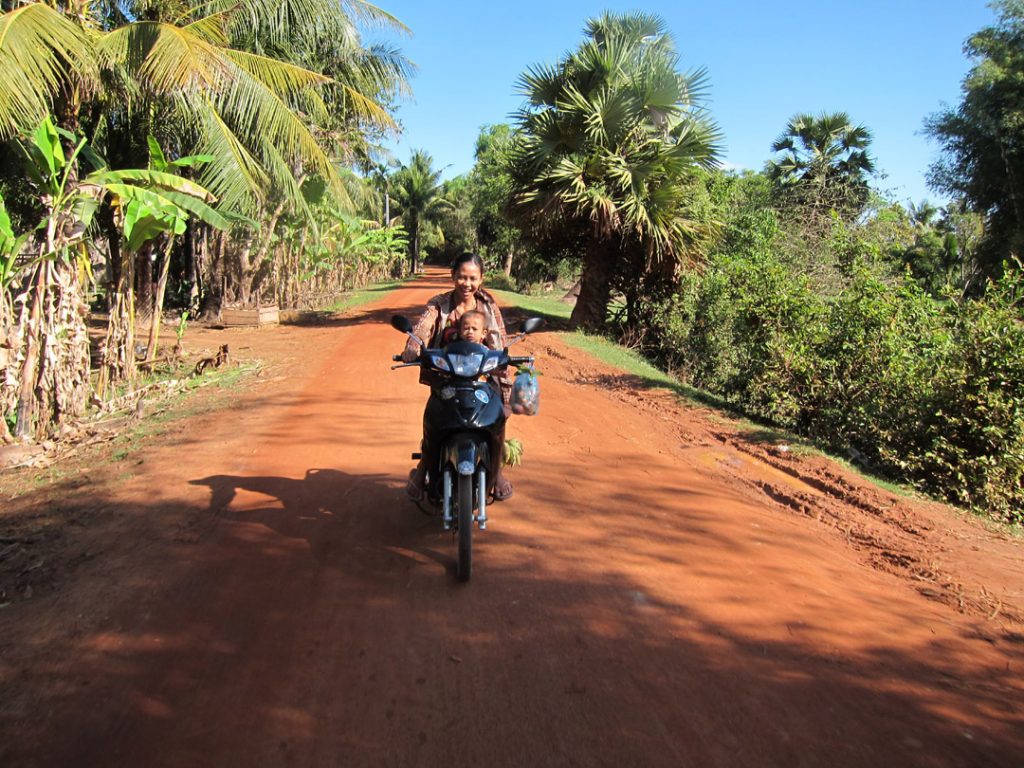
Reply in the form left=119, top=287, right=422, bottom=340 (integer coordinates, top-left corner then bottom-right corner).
left=390, top=315, right=541, bottom=581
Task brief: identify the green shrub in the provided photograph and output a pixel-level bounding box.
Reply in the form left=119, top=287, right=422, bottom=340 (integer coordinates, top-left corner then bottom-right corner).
left=646, top=251, right=1024, bottom=522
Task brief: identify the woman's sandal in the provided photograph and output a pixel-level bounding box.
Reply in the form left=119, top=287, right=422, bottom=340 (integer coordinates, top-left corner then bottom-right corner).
left=405, top=469, right=425, bottom=502
left=491, top=477, right=513, bottom=502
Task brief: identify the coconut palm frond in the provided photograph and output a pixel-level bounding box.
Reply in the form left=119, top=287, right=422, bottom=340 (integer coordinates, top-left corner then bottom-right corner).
left=223, top=48, right=332, bottom=97
left=343, top=0, right=410, bottom=34
left=197, top=104, right=268, bottom=213
left=97, top=21, right=228, bottom=93
left=0, top=3, right=95, bottom=139
left=183, top=12, right=233, bottom=46
left=260, top=141, right=315, bottom=220
left=213, top=54, right=339, bottom=189
left=335, top=81, right=397, bottom=131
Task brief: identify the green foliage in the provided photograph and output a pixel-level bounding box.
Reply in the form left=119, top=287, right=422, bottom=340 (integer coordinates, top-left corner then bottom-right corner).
left=0, top=191, right=29, bottom=291
left=429, top=174, right=477, bottom=263
left=503, top=438, right=524, bottom=467
left=918, top=273, right=1024, bottom=518
left=926, top=0, right=1024, bottom=284
left=766, top=112, right=876, bottom=219
left=508, top=11, right=721, bottom=330
left=646, top=236, right=1024, bottom=521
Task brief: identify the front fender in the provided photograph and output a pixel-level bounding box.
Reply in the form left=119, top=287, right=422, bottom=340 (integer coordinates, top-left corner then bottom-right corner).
left=443, top=434, right=490, bottom=476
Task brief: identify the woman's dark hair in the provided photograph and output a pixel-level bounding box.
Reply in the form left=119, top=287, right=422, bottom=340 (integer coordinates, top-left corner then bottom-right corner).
left=451, top=252, right=485, bottom=276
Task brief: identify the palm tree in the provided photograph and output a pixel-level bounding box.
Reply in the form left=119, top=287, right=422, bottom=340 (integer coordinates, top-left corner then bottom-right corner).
left=391, top=150, right=448, bottom=273
left=766, top=111, right=875, bottom=218
left=908, top=199, right=940, bottom=229
left=507, top=11, right=721, bottom=330
left=0, top=0, right=410, bottom=434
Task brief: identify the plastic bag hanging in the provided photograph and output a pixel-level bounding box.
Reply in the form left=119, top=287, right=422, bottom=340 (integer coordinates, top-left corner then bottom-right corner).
left=510, top=364, right=540, bottom=416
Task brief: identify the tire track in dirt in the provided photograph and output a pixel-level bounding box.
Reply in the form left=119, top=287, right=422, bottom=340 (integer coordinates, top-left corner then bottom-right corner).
left=551, top=347, right=1024, bottom=630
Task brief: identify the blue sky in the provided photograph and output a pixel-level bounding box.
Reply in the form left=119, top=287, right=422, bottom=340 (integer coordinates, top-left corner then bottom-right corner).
left=367, top=1, right=995, bottom=205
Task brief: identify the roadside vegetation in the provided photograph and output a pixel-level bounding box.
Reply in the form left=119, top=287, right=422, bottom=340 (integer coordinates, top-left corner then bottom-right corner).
left=0, top=0, right=413, bottom=444
left=427, top=8, right=1024, bottom=523
left=2, top=4, right=1021, bottom=522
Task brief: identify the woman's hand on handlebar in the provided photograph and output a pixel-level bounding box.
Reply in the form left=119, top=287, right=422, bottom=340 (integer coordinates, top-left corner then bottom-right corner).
left=400, top=345, right=419, bottom=363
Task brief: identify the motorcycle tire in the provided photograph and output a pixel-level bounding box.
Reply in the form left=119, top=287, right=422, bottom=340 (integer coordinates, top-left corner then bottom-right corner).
left=456, top=472, right=473, bottom=582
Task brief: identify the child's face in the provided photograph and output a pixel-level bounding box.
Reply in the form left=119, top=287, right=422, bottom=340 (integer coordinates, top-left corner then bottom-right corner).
left=460, top=316, right=485, bottom=344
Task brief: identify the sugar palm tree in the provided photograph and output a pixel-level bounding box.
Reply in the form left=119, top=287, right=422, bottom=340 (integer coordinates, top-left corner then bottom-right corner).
left=508, top=11, right=721, bottom=330
left=766, top=111, right=875, bottom=217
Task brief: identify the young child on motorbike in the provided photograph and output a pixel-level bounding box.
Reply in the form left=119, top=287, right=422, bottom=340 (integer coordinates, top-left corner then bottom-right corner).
left=457, top=310, right=486, bottom=345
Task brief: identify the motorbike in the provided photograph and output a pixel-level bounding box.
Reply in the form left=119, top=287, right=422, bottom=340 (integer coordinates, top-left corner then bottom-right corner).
left=390, top=314, right=542, bottom=581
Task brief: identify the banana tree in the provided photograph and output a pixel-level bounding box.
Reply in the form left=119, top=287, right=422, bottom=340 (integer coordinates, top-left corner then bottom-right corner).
left=0, top=192, right=29, bottom=441
left=137, top=136, right=217, bottom=362
left=6, top=116, right=102, bottom=438
left=90, top=165, right=229, bottom=392
left=3, top=117, right=227, bottom=437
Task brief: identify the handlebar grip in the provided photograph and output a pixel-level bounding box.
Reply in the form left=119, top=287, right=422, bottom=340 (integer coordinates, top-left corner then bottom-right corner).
left=392, top=354, right=404, bottom=362
left=508, top=356, right=534, bottom=366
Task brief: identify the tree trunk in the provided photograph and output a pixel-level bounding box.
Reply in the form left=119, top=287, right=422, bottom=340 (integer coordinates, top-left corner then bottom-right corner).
left=236, top=234, right=255, bottom=307
left=187, top=223, right=202, bottom=310
left=503, top=246, right=514, bottom=276
left=134, top=245, right=155, bottom=328
left=411, top=227, right=420, bottom=275
left=145, top=234, right=176, bottom=361
left=200, top=230, right=225, bottom=320
left=98, top=243, right=136, bottom=396
left=569, top=238, right=616, bottom=331
left=14, top=261, right=47, bottom=437
left=563, top=279, right=581, bottom=302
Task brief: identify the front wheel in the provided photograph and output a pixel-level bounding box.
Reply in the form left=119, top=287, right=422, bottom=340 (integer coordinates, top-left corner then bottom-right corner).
left=456, top=473, right=473, bottom=581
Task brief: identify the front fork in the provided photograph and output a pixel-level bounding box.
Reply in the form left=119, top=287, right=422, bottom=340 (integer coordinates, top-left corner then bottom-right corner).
left=442, top=466, right=453, bottom=530
left=440, top=464, right=489, bottom=531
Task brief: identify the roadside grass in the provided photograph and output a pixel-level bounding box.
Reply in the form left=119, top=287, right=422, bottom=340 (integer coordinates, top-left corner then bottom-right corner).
left=490, top=289, right=572, bottom=328
left=326, top=277, right=411, bottom=313
left=493, top=287, right=947, bottom=508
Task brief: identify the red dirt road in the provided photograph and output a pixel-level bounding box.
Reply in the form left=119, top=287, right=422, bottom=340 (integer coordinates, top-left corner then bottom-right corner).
left=2, top=272, right=1023, bottom=767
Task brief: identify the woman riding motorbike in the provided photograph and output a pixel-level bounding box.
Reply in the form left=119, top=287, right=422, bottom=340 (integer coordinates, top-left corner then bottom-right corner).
left=401, top=253, right=516, bottom=502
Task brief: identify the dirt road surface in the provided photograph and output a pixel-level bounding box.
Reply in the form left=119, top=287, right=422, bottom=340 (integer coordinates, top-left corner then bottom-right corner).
left=2, top=271, right=1023, bottom=767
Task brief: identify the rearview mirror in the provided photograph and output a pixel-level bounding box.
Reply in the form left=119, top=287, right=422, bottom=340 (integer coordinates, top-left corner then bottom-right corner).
left=519, top=317, right=543, bottom=334
left=391, top=315, right=413, bottom=334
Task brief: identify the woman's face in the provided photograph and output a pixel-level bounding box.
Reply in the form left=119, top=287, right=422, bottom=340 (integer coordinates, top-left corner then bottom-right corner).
left=453, top=262, right=483, bottom=299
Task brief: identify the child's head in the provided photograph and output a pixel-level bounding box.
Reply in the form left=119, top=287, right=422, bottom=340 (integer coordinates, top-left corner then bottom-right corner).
left=459, top=310, right=487, bottom=344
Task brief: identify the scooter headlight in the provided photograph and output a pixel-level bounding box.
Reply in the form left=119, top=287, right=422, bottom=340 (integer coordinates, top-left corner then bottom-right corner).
left=448, top=353, right=483, bottom=377
left=430, top=354, right=450, bottom=371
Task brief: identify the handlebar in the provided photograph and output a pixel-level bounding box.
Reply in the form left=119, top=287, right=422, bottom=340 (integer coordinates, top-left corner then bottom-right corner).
left=390, top=351, right=534, bottom=370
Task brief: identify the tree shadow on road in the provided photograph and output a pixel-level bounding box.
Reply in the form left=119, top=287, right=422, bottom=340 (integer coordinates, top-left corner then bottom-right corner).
left=3, top=463, right=1024, bottom=768
left=189, top=467, right=457, bottom=577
